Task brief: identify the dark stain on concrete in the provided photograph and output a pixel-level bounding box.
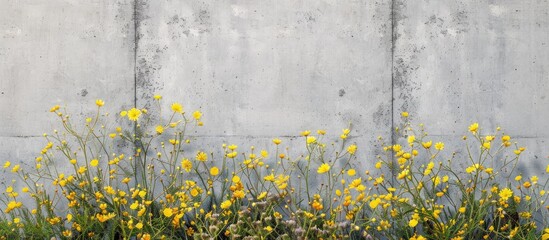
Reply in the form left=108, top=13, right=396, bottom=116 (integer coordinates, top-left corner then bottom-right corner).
left=338, top=89, right=346, bottom=97
left=80, top=89, right=88, bottom=97
left=194, top=9, right=212, bottom=34
left=167, top=14, right=188, bottom=39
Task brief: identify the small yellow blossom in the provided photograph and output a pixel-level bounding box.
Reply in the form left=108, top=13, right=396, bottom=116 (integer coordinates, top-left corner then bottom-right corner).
left=409, top=219, right=418, bottom=227
left=435, top=142, right=444, bottom=151
left=171, top=102, right=183, bottom=113
left=347, top=169, right=356, bottom=176
left=196, top=151, right=208, bottom=162
left=347, top=144, right=357, bottom=155
left=317, top=163, right=330, bottom=174
left=192, top=111, right=202, bottom=120
left=220, top=200, right=232, bottom=209
left=127, top=108, right=142, bottom=121
left=469, top=123, right=479, bottom=133
left=50, top=105, right=60, bottom=112
left=90, top=159, right=99, bottom=167
left=209, top=167, right=219, bottom=176
left=156, top=125, right=164, bottom=134
left=369, top=198, right=381, bottom=209
left=499, top=188, right=513, bottom=201
left=163, top=208, right=173, bottom=217
left=95, top=99, right=104, bottom=107
left=375, top=161, right=382, bottom=169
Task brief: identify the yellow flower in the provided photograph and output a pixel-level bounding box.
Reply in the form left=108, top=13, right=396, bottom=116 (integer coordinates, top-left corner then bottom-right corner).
left=78, top=166, right=87, bottom=174
left=469, top=123, right=479, bottom=133
left=192, top=111, right=202, bottom=120
left=422, top=141, right=432, bottom=149
left=135, top=222, right=143, bottom=229
left=409, top=219, right=418, bottom=227
left=347, top=169, right=356, bottom=176
left=232, top=175, right=240, bottom=183
left=407, top=135, right=415, bottom=144
left=96, top=213, right=116, bottom=223
left=153, top=94, right=162, bottom=100
left=542, top=228, right=549, bottom=240
left=397, top=169, right=409, bottom=179
left=209, top=167, right=219, bottom=176
left=156, top=125, right=164, bottom=134
left=499, top=188, right=513, bottom=201
left=459, top=207, right=466, bottom=213
left=410, top=235, right=426, bottom=240
left=317, top=163, right=330, bottom=174
left=369, top=198, right=381, bottom=209
left=90, top=159, right=99, bottom=167
left=50, top=105, right=60, bottom=112
left=306, top=136, right=317, bottom=144
left=257, top=192, right=267, bottom=200
left=435, top=142, right=444, bottom=151
left=482, top=142, right=491, bottom=149
left=233, top=190, right=245, bottom=199
left=163, top=208, right=173, bottom=217
left=226, top=151, right=238, bottom=158
left=515, top=175, right=522, bottom=181
left=424, top=162, right=434, bottom=175
left=272, top=138, right=282, bottom=145
left=375, top=161, right=382, bottom=169
left=220, top=200, right=232, bottom=209
left=3, top=161, right=10, bottom=169
left=300, top=130, right=310, bottom=136
left=347, top=144, right=357, bottom=154
left=171, top=102, right=183, bottom=113
left=127, top=108, right=142, bottom=121
left=317, top=130, right=326, bottom=135
left=95, top=99, right=104, bottom=107
left=401, top=112, right=409, bottom=117
left=11, top=165, right=20, bottom=173
left=196, top=151, right=208, bottom=162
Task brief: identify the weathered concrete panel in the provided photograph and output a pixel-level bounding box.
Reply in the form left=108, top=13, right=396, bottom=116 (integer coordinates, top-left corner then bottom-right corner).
left=0, top=1, right=135, bottom=171
left=0, top=0, right=135, bottom=137
left=135, top=0, right=393, bottom=166
left=393, top=1, right=549, bottom=175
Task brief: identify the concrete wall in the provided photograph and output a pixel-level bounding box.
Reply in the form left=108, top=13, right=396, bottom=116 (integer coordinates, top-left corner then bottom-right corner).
left=1, top=1, right=548, bottom=179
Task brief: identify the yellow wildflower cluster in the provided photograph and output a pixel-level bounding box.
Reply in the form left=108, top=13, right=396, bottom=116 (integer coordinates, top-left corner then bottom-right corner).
left=0, top=104, right=548, bottom=240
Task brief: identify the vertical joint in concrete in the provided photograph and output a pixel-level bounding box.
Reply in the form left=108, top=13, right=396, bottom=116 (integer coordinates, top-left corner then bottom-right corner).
left=390, top=0, right=397, bottom=182
left=133, top=0, right=139, bottom=108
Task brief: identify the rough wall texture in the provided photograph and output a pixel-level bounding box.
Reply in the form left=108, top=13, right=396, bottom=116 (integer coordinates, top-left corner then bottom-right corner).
left=0, top=0, right=135, bottom=178
left=1, top=1, right=548, bottom=179
left=393, top=1, right=549, bottom=176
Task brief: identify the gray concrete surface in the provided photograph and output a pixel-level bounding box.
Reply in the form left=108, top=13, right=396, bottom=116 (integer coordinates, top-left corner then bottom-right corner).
left=393, top=1, right=549, bottom=176
left=1, top=0, right=548, bottom=182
